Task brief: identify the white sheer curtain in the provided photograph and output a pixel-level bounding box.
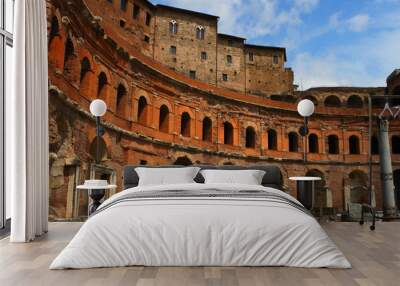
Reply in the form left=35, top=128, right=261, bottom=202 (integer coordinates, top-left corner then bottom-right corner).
left=7, top=0, right=49, bottom=242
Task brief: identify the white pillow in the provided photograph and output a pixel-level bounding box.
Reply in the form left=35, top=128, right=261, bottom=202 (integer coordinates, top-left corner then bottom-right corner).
left=200, top=169, right=266, bottom=185
left=135, top=167, right=200, bottom=186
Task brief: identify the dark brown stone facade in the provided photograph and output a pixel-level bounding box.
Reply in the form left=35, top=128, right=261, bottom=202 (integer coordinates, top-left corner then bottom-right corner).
left=47, top=0, right=400, bottom=219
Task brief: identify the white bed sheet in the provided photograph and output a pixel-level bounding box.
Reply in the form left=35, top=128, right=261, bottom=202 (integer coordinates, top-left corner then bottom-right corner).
left=50, top=183, right=351, bottom=269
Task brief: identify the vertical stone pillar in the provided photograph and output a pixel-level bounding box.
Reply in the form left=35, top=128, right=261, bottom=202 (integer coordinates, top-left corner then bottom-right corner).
left=379, top=119, right=397, bottom=218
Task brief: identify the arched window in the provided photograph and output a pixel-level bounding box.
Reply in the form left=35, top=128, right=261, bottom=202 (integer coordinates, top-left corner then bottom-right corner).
left=181, top=112, right=191, bottom=137
left=169, top=20, right=178, bottom=34
left=116, top=84, right=127, bottom=116
left=349, top=135, right=360, bottom=154
left=324, top=95, right=341, bottom=107
left=267, top=129, right=277, bottom=150
left=80, top=57, right=91, bottom=82
left=159, top=105, right=170, bottom=133
left=196, top=26, right=205, bottom=40
left=288, top=132, right=298, bottom=152
left=202, top=117, right=212, bottom=142
left=97, top=72, right=108, bottom=98
left=347, top=95, right=363, bottom=108
left=303, top=95, right=318, bottom=106
left=327, top=135, right=339, bottom=154
left=227, top=55, right=232, bottom=64
left=245, top=127, right=256, bottom=148
left=371, top=135, right=379, bottom=155
left=63, top=37, right=75, bottom=75
left=309, top=134, right=319, bottom=153
left=223, top=122, right=234, bottom=145
left=49, top=16, right=59, bottom=46
left=392, top=135, right=400, bottom=154
left=137, top=96, right=148, bottom=125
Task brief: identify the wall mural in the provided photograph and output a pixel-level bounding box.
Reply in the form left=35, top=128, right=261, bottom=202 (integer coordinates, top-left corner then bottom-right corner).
left=46, top=0, right=400, bottom=220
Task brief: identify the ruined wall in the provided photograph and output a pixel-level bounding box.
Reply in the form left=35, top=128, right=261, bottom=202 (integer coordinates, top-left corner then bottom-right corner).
left=154, top=6, right=218, bottom=85
left=46, top=0, right=400, bottom=221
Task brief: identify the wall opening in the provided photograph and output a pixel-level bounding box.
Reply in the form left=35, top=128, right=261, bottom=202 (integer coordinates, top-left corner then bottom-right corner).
left=97, top=72, right=108, bottom=99
left=349, top=135, right=360, bottom=154
left=174, top=156, right=193, bottom=166
left=347, top=95, right=363, bottom=108
left=116, top=84, right=127, bottom=117
left=267, top=129, right=277, bottom=150
left=309, top=134, right=319, bottom=153
left=159, top=105, right=170, bottom=133
left=180, top=112, right=191, bottom=137
left=288, top=132, right=298, bottom=152
left=327, top=134, right=339, bottom=154
left=137, top=96, right=148, bottom=125
left=324, top=95, right=341, bottom=107
left=224, top=122, right=234, bottom=145
left=371, top=135, right=379, bottom=155
left=63, top=37, right=75, bottom=76
left=202, top=117, right=212, bottom=142
left=245, top=126, right=256, bottom=148
left=392, top=135, right=400, bottom=154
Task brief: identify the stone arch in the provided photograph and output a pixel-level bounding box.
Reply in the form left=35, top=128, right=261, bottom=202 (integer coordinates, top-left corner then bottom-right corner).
left=245, top=126, right=256, bottom=148
left=137, top=96, right=149, bottom=125
left=223, top=121, right=234, bottom=145
left=301, top=95, right=318, bottom=106
left=349, top=135, right=360, bottom=154
left=97, top=71, right=109, bottom=102
left=180, top=112, right=191, bottom=137
left=202, top=117, right=212, bottom=142
left=79, top=55, right=94, bottom=98
left=63, top=36, right=77, bottom=80
left=308, top=133, right=319, bottom=153
left=288, top=131, right=298, bottom=152
left=173, top=156, right=193, bottom=166
left=392, top=135, right=400, bottom=154
left=159, top=105, right=170, bottom=133
left=49, top=15, right=60, bottom=47
left=324, top=95, right=341, bottom=107
left=348, top=170, right=369, bottom=205
left=267, top=129, right=277, bottom=150
left=48, top=14, right=65, bottom=70
left=347, top=95, right=363, bottom=108
left=327, top=134, right=339, bottom=154
left=116, top=84, right=128, bottom=117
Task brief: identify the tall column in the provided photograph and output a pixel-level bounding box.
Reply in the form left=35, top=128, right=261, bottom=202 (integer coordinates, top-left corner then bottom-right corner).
left=379, top=119, right=397, bottom=218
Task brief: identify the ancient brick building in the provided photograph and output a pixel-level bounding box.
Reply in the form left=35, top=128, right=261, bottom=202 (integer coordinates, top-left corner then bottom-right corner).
left=46, top=0, right=400, bottom=219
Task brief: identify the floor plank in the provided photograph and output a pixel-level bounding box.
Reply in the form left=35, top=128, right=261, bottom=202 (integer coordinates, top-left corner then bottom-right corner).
left=0, top=222, right=399, bottom=286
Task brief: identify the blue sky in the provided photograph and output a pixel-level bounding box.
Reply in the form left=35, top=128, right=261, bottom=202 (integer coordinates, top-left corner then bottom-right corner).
left=152, top=0, right=400, bottom=89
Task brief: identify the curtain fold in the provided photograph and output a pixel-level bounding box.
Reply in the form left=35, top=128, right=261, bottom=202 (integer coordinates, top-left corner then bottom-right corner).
left=8, top=0, right=49, bottom=242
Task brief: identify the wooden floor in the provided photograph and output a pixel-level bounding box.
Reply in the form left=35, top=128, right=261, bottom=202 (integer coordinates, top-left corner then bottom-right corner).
left=0, top=222, right=399, bottom=286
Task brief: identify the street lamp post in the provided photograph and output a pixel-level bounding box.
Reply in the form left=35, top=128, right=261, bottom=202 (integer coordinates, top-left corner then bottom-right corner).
left=297, top=99, right=315, bottom=164
left=89, top=99, right=107, bottom=164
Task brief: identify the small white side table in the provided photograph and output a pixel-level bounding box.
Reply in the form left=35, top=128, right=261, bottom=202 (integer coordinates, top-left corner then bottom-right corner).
left=75, top=182, right=117, bottom=216
left=289, top=176, right=321, bottom=210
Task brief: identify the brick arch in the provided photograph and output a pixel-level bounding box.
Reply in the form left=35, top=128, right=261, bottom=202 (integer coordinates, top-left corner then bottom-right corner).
left=62, top=33, right=79, bottom=84
left=115, top=82, right=129, bottom=118
left=324, top=95, right=341, bottom=107
left=78, top=49, right=95, bottom=99
left=95, top=66, right=113, bottom=108
left=48, top=10, right=66, bottom=71
left=154, top=98, right=174, bottom=133
left=133, top=89, right=153, bottom=126
left=242, top=121, right=259, bottom=149
left=346, top=132, right=362, bottom=155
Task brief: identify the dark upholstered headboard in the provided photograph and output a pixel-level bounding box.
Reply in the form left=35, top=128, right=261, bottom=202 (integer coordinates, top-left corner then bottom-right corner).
left=123, top=165, right=283, bottom=190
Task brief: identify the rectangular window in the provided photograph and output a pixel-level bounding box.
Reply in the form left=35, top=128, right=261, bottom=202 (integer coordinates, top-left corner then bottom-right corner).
left=201, top=51, right=207, bottom=60
left=227, top=55, right=232, bottom=64
left=222, top=74, right=228, bottom=81
left=249, top=52, right=254, bottom=61
left=120, top=0, right=127, bottom=11
left=189, top=70, right=196, bottom=79
left=133, top=4, right=140, bottom=19
left=170, top=45, right=176, bottom=55
left=273, top=55, right=279, bottom=64
left=145, top=12, right=151, bottom=26
left=144, top=35, right=150, bottom=43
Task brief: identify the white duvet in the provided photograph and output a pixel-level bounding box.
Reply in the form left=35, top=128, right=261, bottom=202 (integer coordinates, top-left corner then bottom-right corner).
left=50, top=183, right=351, bottom=269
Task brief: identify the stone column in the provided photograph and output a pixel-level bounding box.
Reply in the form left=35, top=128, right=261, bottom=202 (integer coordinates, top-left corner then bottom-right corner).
left=379, top=119, right=397, bottom=218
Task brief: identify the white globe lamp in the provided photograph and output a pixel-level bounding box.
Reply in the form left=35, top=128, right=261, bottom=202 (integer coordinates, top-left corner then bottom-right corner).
left=90, top=99, right=107, bottom=117
left=297, top=99, right=315, bottom=117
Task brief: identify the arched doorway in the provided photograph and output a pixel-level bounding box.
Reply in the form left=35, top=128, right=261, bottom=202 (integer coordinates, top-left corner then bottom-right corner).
left=348, top=170, right=369, bottom=205
left=305, top=169, right=327, bottom=209
left=174, top=156, right=193, bottom=166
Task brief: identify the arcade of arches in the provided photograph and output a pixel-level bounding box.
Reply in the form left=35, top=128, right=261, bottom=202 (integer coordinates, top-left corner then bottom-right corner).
left=46, top=0, right=400, bottom=219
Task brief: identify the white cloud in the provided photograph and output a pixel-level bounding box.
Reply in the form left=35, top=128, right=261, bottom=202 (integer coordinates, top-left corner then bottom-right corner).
left=293, top=28, right=400, bottom=89
left=155, top=0, right=319, bottom=39
left=347, top=14, right=369, bottom=32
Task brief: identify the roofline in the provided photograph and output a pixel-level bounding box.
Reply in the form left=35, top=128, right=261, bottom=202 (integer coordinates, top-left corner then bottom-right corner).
left=156, top=4, right=219, bottom=20
left=245, top=44, right=287, bottom=61
left=217, top=33, right=246, bottom=41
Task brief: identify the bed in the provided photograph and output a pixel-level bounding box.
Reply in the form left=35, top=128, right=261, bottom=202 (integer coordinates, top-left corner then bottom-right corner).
left=50, top=165, right=351, bottom=269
